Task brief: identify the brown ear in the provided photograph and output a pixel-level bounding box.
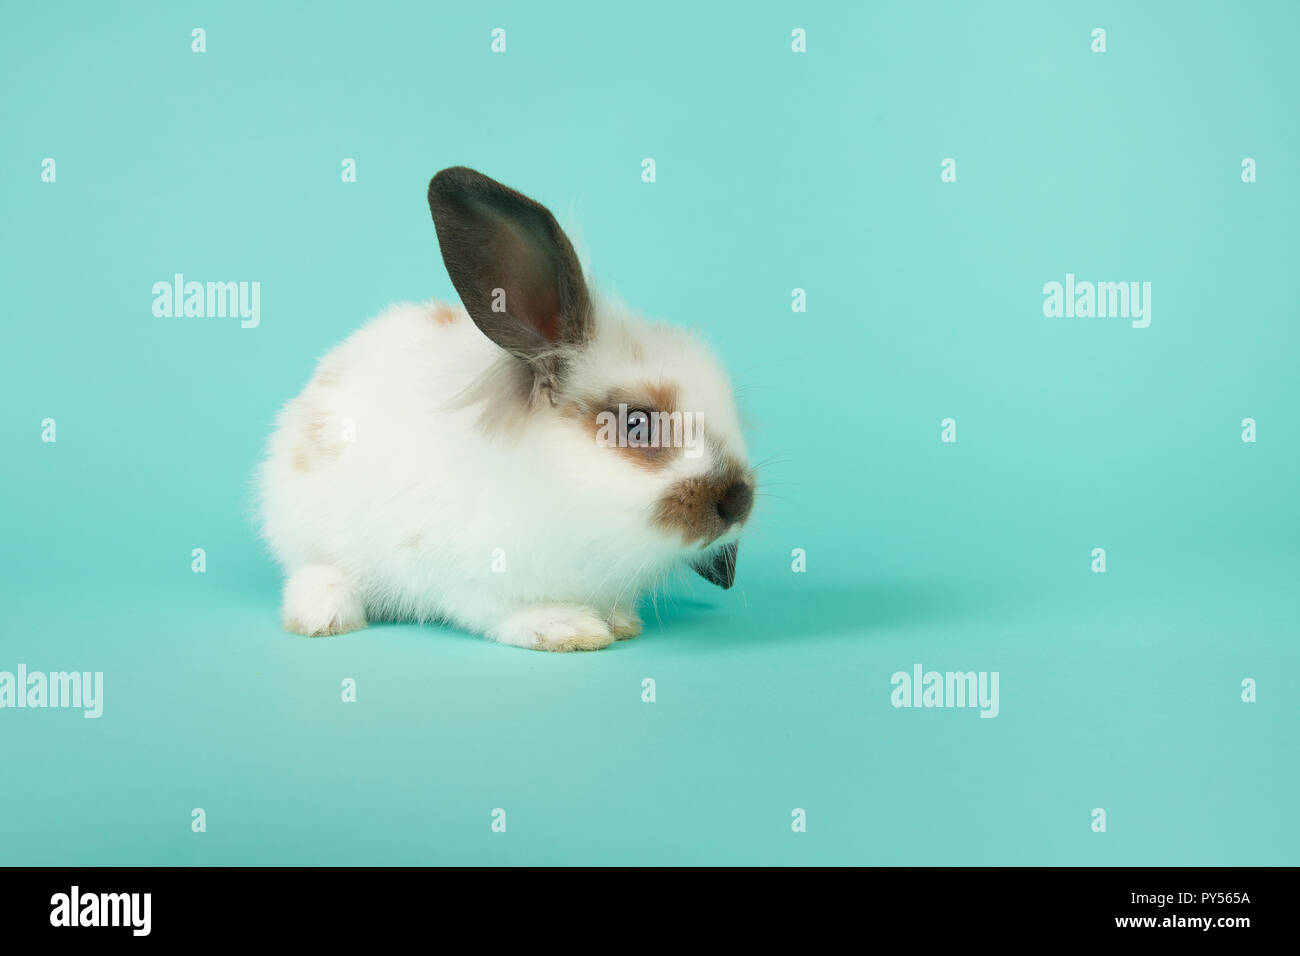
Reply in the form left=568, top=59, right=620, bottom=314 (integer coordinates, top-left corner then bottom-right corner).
left=428, top=167, right=591, bottom=379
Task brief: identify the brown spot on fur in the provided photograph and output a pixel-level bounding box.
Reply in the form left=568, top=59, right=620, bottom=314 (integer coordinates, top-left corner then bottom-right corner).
left=430, top=302, right=459, bottom=325
left=314, top=366, right=343, bottom=388
left=653, top=458, right=750, bottom=546
left=304, top=417, right=327, bottom=451
left=402, top=532, right=421, bottom=549
left=290, top=398, right=343, bottom=472
left=563, top=382, right=684, bottom=472
left=642, top=381, right=677, bottom=415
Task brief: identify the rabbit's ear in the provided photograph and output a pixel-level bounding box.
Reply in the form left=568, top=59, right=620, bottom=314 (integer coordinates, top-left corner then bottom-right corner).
left=428, top=167, right=592, bottom=373
left=691, top=542, right=738, bottom=589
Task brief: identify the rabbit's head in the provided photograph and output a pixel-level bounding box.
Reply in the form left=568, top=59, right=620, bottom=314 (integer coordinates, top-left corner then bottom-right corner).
left=428, top=167, right=754, bottom=588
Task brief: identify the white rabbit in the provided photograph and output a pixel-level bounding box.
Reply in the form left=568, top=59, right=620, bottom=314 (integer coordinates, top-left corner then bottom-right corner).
left=257, top=167, right=754, bottom=651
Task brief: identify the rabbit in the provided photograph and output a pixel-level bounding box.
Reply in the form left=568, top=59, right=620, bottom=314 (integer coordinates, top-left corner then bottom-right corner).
left=256, top=166, right=755, bottom=651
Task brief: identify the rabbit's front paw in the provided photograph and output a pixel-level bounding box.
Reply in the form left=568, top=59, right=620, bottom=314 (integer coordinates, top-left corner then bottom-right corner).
left=608, top=609, right=643, bottom=640
left=282, top=564, right=366, bottom=637
left=492, top=605, right=615, bottom=652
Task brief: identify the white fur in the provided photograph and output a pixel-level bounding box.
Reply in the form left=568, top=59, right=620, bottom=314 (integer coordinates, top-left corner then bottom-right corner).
left=257, top=297, right=748, bottom=651
left=282, top=564, right=365, bottom=637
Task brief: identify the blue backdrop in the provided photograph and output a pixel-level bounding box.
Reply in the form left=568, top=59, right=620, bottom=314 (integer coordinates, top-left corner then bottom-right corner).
left=1, top=0, right=1296, bottom=864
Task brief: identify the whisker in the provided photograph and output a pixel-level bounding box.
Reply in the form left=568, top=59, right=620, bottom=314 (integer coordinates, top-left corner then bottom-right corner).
left=751, top=455, right=806, bottom=471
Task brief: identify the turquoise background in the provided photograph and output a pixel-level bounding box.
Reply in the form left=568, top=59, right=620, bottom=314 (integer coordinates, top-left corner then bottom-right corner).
left=2, top=1, right=1296, bottom=865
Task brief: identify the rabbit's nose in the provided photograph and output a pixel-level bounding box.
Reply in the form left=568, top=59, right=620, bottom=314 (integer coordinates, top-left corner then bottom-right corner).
left=716, top=481, right=753, bottom=526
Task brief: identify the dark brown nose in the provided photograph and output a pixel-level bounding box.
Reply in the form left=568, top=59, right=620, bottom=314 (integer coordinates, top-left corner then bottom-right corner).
left=716, top=481, right=753, bottom=526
